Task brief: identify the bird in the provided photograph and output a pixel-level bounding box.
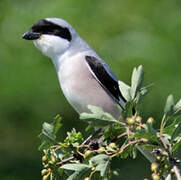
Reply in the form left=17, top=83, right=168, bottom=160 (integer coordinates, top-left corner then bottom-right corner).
left=22, top=18, right=126, bottom=119
left=22, top=18, right=155, bottom=163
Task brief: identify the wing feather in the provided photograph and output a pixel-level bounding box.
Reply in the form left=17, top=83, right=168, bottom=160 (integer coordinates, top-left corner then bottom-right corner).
left=85, top=56, right=126, bottom=109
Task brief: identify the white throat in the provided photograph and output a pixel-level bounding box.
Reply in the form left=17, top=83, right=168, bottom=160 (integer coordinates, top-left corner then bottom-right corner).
left=33, top=35, right=70, bottom=59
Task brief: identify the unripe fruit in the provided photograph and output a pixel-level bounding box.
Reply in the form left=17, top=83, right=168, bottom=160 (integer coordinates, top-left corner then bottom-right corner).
left=42, top=155, right=47, bottom=162
left=147, top=117, right=154, bottom=124
left=164, top=164, right=169, bottom=169
left=113, top=170, right=119, bottom=176
left=135, top=116, right=142, bottom=123
left=152, top=173, right=160, bottom=180
left=151, top=163, right=159, bottom=172
left=156, top=156, right=161, bottom=161
left=41, top=169, right=48, bottom=176
left=84, top=150, right=93, bottom=158
left=126, top=117, right=135, bottom=125
left=49, top=155, right=56, bottom=164
left=161, top=156, right=165, bottom=162
left=44, top=164, right=49, bottom=168
left=42, top=174, right=49, bottom=180
left=97, top=147, right=105, bottom=153
left=108, top=142, right=117, bottom=149
left=170, top=168, right=175, bottom=174
left=136, top=126, right=142, bottom=130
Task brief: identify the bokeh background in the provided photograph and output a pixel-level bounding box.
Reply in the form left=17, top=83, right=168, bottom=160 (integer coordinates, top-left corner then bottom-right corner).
left=1, top=0, right=181, bottom=179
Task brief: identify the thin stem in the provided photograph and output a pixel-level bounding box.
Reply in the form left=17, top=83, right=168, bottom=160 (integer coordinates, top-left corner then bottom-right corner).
left=117, top=132, right=127, bottom=139
left=56, top=156, right=74, bottom=165
left=111, top=138, right=147, bottom=158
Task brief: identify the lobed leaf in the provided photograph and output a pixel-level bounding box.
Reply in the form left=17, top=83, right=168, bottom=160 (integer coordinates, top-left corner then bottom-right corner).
left=39, top=117, right=62, bottom=151
left=80, top=105, right=118, bottom=127
left=89, top=154, right=110, bottom=177
left=61, top=164, right=91, bottom=180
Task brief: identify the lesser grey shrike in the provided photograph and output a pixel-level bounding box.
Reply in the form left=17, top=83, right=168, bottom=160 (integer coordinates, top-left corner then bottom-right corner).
left=22, top=18, right=126, bottom=119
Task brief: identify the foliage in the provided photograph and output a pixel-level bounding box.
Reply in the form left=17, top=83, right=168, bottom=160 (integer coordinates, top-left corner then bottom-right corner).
left=39, top=66, right=181, bottom=180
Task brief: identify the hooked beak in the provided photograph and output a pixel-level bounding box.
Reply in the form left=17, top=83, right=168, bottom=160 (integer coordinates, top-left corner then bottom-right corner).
left=22, top=29, right=41, bottom=40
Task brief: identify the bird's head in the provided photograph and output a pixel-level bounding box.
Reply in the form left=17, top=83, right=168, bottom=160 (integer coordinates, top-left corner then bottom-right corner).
left=22, top=18, right=76, bottom=59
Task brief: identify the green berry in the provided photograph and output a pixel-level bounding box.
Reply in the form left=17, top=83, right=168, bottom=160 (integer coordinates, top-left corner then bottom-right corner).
left=126, top=117, right=135, bottom=125
left=41, top=169, right=48, bottom=176
left=164, top=164, right=169, bottom=169
left=161, top=156, right=165, bottom=162
left=108, top=142, right=117, bottom=149
left=42, top=155, right=47, bottom=162
left=84, top=150, right=93, bottom=158
left=151, top=163, right=159, bottom=172
left=49, top=155, right=56, bottom=164
left=42, top=174, right=49, bottom=180
left=152, top=173, right=160, bottom=180
left=135, top=116, right=142, bottom=123
left=136, top=126, right=142, bottom=130
left=84, top=177, right=89, bottom=180
left=156, top=156, right=161, bottom=161
left=170, top=168, right=175, bottom=174
left=147, top=117, right=154, bottom=124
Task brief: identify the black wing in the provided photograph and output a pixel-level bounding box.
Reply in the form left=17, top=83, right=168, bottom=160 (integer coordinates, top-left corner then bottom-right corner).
left=85, top=56, right=126, bottom=109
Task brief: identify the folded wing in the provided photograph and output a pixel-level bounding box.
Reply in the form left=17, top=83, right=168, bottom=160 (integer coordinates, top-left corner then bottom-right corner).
left=85, top=56, right=126, bottom=110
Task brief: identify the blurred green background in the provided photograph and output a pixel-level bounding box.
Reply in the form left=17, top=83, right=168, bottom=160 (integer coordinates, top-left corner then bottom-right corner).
left=1, top=0, right=181, bottom=179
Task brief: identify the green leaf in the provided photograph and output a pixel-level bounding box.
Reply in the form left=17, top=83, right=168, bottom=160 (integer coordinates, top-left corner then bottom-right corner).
left=53, top=115, right=62, bottom=135
left=171, top=123, right=181, bottom=141
left=64, top=128, right=83, bottom=146
left=42, top=122, right=55, bottom=141
left=162, top=134, right=171, bottom=148
left=134, top=130, right=158, bottom=143
left=80, top=105, right=118, bottom=127
left=172, top=136, right=181, bottom=152
left=39, top=122, right=57, bottom=150
left=164, top=94, right=174, bottom=116
left=122, top=100, right=135, bottom=118
left=163, top=118, right=179, bottom=135
left=55, top=148, right=66, bottom=160
left=61, top=164, right=91, bottom=180
left=173, top=99, right=181, bottom=116
left=130, top=65, right=144, bottom=99
left=118, top=80, right=131, bottom=101
left=61, top=164, right=91, bottom=171
left=90, top=154, right=110, bottom=177
left=38, top=116, right=62, bottom=151
left=119, top=143, right=132, bottom=159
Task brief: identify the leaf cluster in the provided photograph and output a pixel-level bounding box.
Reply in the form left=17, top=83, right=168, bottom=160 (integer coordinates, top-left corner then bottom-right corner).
left=39, top=66, right=181, bottom=180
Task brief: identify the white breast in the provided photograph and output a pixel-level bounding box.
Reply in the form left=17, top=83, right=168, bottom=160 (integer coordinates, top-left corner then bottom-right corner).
left=54, top=53, right=120, bottom=119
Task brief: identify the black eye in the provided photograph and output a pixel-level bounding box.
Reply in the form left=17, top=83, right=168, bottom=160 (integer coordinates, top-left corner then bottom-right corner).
left=31, top=19, right=72, bottom=41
